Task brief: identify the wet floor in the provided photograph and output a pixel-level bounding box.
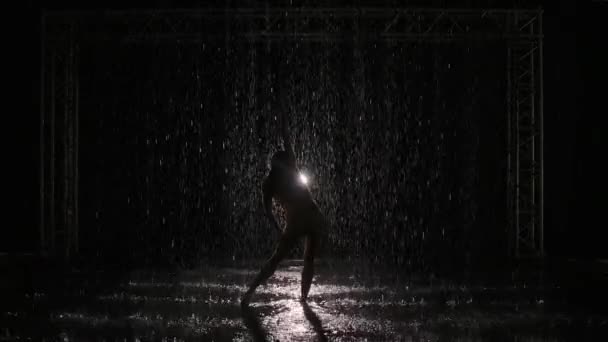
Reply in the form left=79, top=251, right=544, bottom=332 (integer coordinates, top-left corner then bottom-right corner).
left=1, top=259, right=607, bottom=341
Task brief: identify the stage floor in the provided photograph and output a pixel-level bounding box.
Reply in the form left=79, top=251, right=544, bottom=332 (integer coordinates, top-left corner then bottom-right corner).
left=1, top=258, right=607, bottom=341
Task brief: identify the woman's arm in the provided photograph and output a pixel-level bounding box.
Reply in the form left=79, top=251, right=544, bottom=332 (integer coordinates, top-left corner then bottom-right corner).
left=281, top=113, right=296, bottom=166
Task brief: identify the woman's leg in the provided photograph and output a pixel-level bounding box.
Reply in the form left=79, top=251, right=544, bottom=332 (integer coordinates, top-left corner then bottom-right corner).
left=301, top=232, right=318, bottom=301
left=242, top=233, right=296, bottom=306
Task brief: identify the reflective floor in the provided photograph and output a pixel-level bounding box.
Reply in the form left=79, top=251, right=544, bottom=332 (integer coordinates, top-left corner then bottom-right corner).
left=1, top=259, right=607, bottom=341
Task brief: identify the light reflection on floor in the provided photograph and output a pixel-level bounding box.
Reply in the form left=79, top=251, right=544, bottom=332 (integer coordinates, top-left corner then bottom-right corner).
left=1, top=259, right=607, bottom=341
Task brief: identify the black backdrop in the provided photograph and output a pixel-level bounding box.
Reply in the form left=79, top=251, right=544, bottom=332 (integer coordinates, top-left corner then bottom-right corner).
left=77, top=34, right=506, bottom=269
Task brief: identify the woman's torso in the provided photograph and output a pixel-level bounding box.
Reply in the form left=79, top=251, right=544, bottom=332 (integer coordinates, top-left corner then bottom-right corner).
left=269, top=167, right=314, bottom=213
left=268, top=167, right=326, bottom=235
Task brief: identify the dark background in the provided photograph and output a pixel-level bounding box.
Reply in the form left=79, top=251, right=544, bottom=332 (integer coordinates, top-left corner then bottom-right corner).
left=4, top=0, right=607, bottom=261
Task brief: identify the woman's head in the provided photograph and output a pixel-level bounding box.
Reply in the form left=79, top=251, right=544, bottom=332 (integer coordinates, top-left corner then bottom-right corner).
left=270, top=150, right=295, bottom=169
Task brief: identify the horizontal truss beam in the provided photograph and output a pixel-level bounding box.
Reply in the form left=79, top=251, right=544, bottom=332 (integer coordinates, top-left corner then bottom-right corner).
left=43, top=7, right=543, bottom=43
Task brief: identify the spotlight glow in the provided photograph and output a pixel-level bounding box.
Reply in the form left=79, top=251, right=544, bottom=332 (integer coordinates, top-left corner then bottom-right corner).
left=299, top=172, right=308, bottom=185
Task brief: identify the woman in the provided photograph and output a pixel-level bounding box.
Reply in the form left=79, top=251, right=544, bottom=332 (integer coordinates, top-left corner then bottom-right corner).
left=241, top=115, right=327, bottom=306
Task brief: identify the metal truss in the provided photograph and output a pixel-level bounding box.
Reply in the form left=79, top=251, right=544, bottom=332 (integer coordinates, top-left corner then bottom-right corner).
left=45, top=8, right=544, bottom=43
left=506, top=12, right=544, bottom=258
left=41, top=7, right=543, bottom=258
left=40, top=18, right=79, bottom=259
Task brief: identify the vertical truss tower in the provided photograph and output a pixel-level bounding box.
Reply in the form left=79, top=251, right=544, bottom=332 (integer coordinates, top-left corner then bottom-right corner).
left=506, top=12, right=544, bottom=258
left=40, top=18, right=79, bottom=259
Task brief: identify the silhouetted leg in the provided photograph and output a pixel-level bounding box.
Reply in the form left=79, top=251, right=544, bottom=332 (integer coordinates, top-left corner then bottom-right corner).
left=301, top=233, right=318, bottom=301
left=241, top=305, right=267, bottom=342
left=242, top=234, right=295, bottom=306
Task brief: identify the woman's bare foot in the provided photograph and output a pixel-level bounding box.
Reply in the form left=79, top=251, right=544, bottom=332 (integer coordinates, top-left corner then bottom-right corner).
left=241, top=292, right=252, bottom=307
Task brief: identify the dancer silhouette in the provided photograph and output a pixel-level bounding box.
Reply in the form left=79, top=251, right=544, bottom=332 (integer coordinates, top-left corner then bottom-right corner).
left=241, top=114, right=327, bottom=306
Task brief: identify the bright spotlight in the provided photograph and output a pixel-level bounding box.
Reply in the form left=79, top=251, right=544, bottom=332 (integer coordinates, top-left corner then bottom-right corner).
left=299, top=172, right=308, bottom=185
